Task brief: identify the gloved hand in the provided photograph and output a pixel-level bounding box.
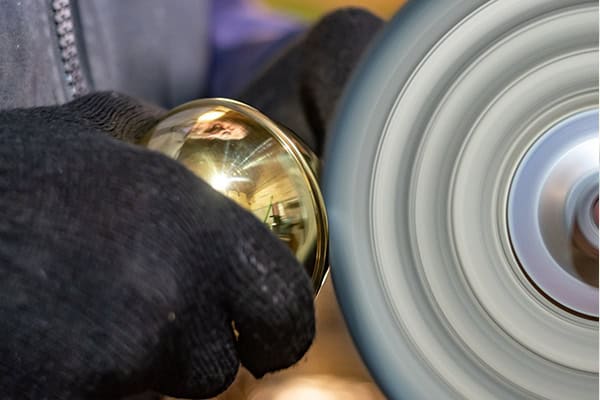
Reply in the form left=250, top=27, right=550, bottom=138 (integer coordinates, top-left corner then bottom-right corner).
left=240, top=8, right=384, bottom=156
left=0, top=92, right=314, bottom=399
left=0, top=6, right=383, bottom=400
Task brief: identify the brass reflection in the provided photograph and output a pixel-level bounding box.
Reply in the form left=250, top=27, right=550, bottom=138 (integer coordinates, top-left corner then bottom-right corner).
left=141, top=99, right=328, bottom=292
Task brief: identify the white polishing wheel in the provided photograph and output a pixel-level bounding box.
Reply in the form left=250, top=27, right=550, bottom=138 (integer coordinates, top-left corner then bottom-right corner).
left=323, top=1, right=598, bottom=399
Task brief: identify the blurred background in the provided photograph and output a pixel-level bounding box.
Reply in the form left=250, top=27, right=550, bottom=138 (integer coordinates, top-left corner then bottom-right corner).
left=220, top=1, right=404, bottom=399
left=263, top=0, right=404, bottom=20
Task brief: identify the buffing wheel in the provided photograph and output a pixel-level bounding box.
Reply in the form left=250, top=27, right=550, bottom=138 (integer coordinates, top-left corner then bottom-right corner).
left=323, top=1, right=598, bottom=399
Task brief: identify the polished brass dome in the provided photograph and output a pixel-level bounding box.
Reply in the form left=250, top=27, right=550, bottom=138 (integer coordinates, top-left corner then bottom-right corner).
left=141, top=98, right=328, bottom=293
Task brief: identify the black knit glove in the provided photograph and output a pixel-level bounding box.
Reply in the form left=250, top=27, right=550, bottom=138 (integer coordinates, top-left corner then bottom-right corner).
left=240, top=8, right=384, bottom=155
left=0, top=92, right=314, bottom=399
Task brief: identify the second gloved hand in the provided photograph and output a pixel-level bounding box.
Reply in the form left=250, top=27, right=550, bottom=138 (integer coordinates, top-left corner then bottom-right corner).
left=0, top=92, right=314, bottom=399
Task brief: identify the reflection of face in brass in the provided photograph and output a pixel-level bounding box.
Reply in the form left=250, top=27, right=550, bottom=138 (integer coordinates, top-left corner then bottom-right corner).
left=189, top=110, right=251, bottom=141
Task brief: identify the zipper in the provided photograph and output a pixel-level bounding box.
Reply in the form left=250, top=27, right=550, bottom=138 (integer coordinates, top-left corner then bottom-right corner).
left=51, top=0, right=89, bottom=98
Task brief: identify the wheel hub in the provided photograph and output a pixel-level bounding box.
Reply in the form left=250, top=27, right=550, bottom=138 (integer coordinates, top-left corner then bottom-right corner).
left=508, top=109, right=598, bottom=318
